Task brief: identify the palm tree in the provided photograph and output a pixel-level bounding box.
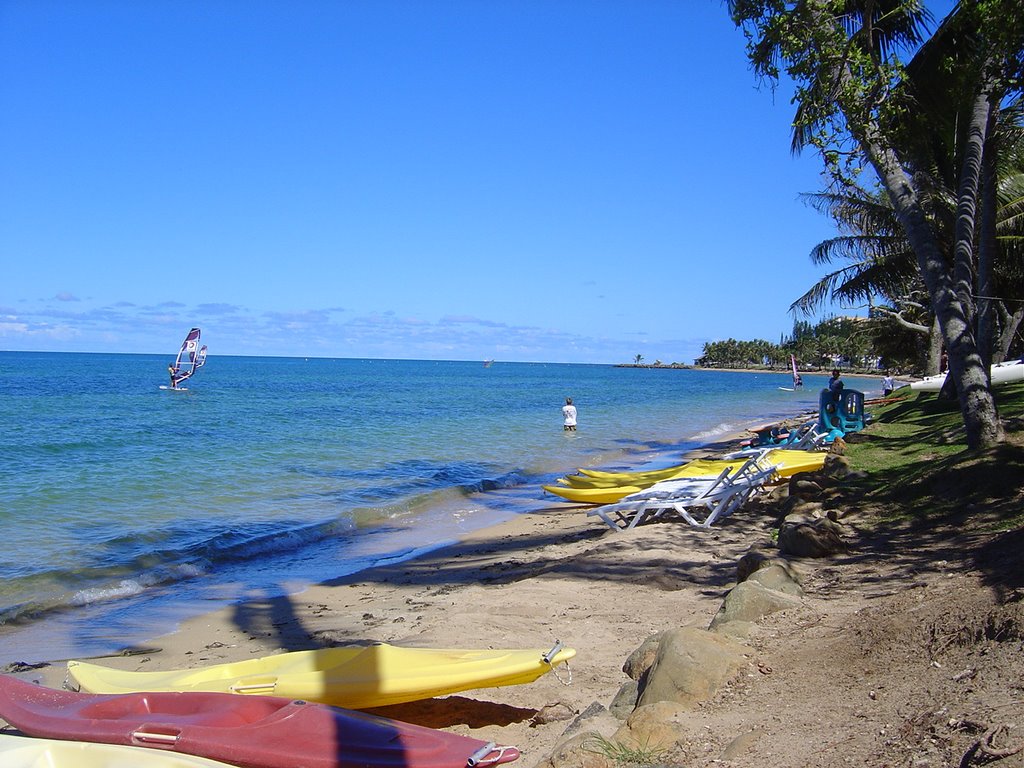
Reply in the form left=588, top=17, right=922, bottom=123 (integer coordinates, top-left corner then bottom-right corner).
left=792, top=185, right=941, bottom=372
left=729, top=0, right=1021, bottom=446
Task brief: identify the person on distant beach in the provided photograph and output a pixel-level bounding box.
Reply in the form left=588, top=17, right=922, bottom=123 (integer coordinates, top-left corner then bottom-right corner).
left=829, top=369, right=844, bottom=399
left=562, top=397, right=577, bottom=431
left=881, top=371, right=895, bottom=397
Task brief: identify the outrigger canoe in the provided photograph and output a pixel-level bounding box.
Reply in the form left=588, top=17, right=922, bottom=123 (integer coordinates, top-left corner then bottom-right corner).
left=0, top=734, right=240, bottom=768
left=543, top=449, right=826, bottom=505
left=0, top=675, right=519, bottom=768
left=68, top=641, right=575, bottom=709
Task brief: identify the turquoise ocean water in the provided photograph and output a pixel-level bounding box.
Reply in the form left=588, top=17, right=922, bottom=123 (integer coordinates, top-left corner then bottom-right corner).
left=0, top=352, right=843, bottom=663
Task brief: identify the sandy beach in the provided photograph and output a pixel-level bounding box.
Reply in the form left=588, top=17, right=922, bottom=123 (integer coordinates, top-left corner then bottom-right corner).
left=34, top=502, right=771, bottom=764
left=22, top=426, right=785, bottom=764
left=15, top=395, right=1024, bottom=768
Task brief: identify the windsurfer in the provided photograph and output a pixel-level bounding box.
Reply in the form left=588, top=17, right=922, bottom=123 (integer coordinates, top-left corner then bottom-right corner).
left=165, top=328, right=208, bottom=390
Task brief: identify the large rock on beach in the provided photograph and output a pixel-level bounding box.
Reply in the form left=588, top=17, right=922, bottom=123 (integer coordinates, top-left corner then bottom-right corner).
left=746, top=562, right=804, bottom=596
left=708, top=577, right=802, bottom=631
left=777, top=513, right=849, bottom=557
left=537, top=730, right=615, bottom=768
left=635, top=627, right=747, bottom=709
left=822, top=453, right=853, bottom=479
left=736, top=544, right=800, bottom=585
left=612, top=700, right=689, bottom=751
left=559, top=702, right=621, bottom=741
left=789, top=477, right=825, bottom=499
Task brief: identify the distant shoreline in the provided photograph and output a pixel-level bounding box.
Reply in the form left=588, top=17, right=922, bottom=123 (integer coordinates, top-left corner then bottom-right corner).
left=614, top=364, right=885, bottom=380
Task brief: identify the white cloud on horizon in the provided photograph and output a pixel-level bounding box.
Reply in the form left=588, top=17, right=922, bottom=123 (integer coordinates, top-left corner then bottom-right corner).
left=0, top=295, right=706, bottom=364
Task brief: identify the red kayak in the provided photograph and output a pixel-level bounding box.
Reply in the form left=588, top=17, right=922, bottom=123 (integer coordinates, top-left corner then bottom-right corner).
left=0, top=676, right=519, bottom=768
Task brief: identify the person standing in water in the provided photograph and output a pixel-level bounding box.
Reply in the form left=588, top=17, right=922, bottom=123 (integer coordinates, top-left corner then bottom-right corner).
left=562, top=397, right=577, bottom=431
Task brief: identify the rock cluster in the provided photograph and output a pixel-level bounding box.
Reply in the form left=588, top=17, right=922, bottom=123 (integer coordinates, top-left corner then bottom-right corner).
left=537, top=453, right=860, bottom=768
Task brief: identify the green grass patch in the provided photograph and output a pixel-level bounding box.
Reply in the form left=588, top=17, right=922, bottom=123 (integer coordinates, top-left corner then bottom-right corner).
left=584, top=735, right=671, bottom=767
left=841, top=383, right=1024, bottom=528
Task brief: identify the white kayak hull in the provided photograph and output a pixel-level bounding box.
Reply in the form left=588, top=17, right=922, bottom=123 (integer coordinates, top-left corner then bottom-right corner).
left=909, top=360, right=1024, bottom=392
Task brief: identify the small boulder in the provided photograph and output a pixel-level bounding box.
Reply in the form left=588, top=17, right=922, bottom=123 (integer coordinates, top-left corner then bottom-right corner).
left=710, top=618, right=757, bottom=640
left=746, top=563, right=804, bottom=596
left=789, top=477, right=824, bottom=499
left=709, top=578, right=802, bottom=630
left=636, top=627, right=747, bottom=708
left=560, top=702, right=621, bottom=741
left=537, top=730, right=615, bottom=768
left=608, top=680, right=639, bottom=720
left=621, top=631, right=666, bottom=681
left=613, top=701, right=688, bottom=751
left=736, top=546, right=800, bottom=586
left=777, top=517, right=848, bottom=558
left=533, top=701, right=577, bottom=725
left=822, top=454, right=852, bottom=479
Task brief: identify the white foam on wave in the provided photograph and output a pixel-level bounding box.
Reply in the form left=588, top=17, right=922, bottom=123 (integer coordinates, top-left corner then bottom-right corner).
left=71, top=579, right=145, bottom=606
left=689, top=422, right=741, bottom=442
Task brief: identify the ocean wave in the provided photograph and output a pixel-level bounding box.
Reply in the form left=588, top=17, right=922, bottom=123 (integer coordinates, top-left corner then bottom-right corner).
left=689, top=422, right=743, bottom=441
left=0, top=478, right=520, bottom=629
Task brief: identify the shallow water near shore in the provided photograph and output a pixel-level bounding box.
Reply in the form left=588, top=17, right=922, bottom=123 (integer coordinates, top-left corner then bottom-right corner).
left=0, top=352, right=838, bottom=662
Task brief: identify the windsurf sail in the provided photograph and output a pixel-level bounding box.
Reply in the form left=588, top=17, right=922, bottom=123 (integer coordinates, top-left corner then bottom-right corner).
left=791, top=355, right=803, bottom=387
left=168, top=328, right=208, bottom=388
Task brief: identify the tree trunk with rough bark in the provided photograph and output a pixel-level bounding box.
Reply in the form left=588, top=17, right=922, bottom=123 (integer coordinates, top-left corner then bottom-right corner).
left=862, top=124, right=1002, bottom=448
left=976, top=100, right=1000, bottom=370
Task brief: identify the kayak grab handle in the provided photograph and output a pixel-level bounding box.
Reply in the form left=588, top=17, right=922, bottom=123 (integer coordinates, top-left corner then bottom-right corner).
left=542, top=640, right=563, bottom=665
left=133, top=728, right=181, bottom=745
left=467, top=742, right=497, bottom=767
left=467, top=743, right=518, bottom=767
left=230, top=681, right=278, bottom=694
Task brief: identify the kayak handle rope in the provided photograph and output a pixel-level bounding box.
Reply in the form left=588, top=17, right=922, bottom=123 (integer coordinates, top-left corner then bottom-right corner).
left=467, top=742, right=518, bottom=767
left=542, top=639, right=572, bottom=686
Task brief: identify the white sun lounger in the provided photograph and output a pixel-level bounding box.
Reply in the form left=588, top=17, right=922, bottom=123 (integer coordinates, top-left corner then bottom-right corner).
left=587, top=456, right=779, bottom=531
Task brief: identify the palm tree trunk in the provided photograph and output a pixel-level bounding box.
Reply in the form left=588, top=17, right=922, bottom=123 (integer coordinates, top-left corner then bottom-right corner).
left=860, top=120, right=1002, bottom=448
left=976, top=98, right=1001, bottom=369
left=928, top=315, right=943, bottom=375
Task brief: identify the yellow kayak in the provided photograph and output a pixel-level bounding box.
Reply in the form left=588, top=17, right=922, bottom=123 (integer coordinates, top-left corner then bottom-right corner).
left=0, top=734, right=238, bottom=768
left=577, top=449, right=823, bottom=485
left=543, top=481, right=656, bottom=504
left=545, top=449, right=826, bottom=504
left=67, top=641, right=575, bottom=709
left=559, top=456, right=754, bottom=488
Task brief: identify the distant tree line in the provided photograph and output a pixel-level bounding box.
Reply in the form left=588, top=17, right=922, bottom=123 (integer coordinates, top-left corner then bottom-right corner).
left=694, top=317, right=886, bottom=372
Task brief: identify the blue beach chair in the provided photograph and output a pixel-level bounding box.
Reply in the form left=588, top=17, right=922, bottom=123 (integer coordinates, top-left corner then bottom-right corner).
left=818, top=388, right=868, bottom=440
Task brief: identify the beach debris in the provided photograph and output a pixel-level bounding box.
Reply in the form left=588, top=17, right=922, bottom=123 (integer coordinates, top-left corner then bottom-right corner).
left=531, top=702, right=575, bottom=726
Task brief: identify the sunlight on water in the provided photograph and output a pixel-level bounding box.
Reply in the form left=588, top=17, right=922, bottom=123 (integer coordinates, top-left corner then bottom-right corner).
left=0, top=352, right=828, bottom=658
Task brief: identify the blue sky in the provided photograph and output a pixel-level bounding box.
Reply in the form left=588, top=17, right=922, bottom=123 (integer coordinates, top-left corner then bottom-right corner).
left=0, top=1, right=952, bottom=364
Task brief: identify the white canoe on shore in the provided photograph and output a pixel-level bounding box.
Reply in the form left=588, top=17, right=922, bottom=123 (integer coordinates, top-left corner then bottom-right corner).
left=908, top=359, right=1024, bottom=392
